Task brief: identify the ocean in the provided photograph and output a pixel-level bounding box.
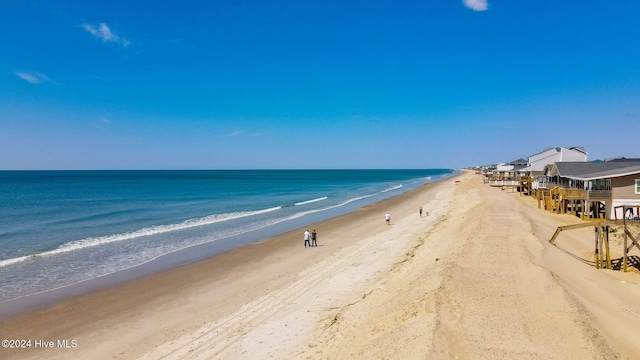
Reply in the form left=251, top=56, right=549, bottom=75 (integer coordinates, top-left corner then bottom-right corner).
left=0, top=169, right=453, bottom=303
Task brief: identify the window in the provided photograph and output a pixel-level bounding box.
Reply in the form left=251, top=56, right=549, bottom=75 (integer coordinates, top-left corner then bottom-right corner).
left=636, top=179, right=640, bottom=194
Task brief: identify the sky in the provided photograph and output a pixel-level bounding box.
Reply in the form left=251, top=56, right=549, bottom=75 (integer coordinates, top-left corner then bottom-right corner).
left=1, top=0, right=639, bottom=170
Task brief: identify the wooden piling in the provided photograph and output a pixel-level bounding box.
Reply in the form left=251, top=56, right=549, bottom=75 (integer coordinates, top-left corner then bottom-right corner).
left=595, top=227, right=601, bottom=269
left=604, top=226, right=612, bottom=270
left=624, top=217, right=628, bottom=272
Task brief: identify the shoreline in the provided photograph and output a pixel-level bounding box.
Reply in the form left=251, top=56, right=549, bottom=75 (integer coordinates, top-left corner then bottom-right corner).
left=3, top=170, right=640, bottom=359
left=0, top=173, right=453, bottom=356
left=0, top=171, right=457, bottom=319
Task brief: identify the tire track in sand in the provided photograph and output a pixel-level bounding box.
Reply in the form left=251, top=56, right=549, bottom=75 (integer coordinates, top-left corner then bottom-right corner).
left=430, top=179, right=613, bottom=359
left=139, top=223, right=395, bottom=359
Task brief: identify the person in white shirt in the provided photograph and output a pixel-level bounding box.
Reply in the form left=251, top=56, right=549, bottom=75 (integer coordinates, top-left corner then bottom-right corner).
left=304, top=230, right=311, bottom=247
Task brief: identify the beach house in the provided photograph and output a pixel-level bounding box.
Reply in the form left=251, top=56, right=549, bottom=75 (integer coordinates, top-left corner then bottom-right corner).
left=522, top=146, right=588, bottom=174
left=482, top=147, right=588, bottom=194
left=542, top=159, right=640, bottom=219
left=514, top=146, right=588, bottom=195
left=485, top=162, right=520, bottom=188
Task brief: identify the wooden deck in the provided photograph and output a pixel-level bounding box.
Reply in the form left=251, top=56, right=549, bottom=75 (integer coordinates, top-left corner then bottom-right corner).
left=533, top=185, right=609, bottom=219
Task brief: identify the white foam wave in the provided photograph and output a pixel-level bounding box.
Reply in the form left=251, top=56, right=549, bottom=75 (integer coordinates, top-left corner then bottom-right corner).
left=0, top=183, right=410, bottom=269
left=284, top=193, right=379, bottom=221
left=294, top=196, right=328, bottom=206
left=381, top=184, right=403, bottom=193
left=0, top=206, right=281, bottom=268
left=338, top=193, right=376, bottom=206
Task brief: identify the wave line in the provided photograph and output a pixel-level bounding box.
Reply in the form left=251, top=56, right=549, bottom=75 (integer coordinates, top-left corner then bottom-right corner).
left=294, top=196, right=328, bottom=206
left=0, top=206, right=281, bottom=268
left=381, top=184, right=403, bottom=193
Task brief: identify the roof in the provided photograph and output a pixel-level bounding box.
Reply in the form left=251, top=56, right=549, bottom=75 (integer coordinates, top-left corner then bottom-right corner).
left=509, top=158, right=528, bottom=165
left=568, top=146, right=588, bottom=155
left=550, top=160, right=640, bottom=180
left=496, top=163, right=515, bottom=171
left=535, top=146, right=588, bottom=157
left=607, top=157, right=640, bottom=162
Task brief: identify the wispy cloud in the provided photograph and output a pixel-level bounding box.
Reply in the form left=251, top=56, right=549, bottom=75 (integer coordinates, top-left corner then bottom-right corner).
left=463, top=0, right=488, bottom=11
left=82, top=23, right=130, bottom=47
left=100, top=117, right=111, bottom=124
left=222, top=130, right=243, bottom=138
left=14, top=71, right=54, bottom=84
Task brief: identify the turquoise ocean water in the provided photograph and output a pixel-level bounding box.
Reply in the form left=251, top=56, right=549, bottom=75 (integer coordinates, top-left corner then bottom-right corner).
left=0, top=169, right=453, bottom=302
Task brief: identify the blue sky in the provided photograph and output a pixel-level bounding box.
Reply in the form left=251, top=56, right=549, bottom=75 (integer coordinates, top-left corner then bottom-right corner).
left=1, top=0, right=639, bottom=170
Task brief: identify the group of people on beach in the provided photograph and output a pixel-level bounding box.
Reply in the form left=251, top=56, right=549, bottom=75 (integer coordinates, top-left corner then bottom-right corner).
left=385, top=207, right=429, bottom=226
left=303, top=229, right=317, bottom=247
left=304, top=207, right=429, bottom=246
left=384, top=207, right=429, bottom=227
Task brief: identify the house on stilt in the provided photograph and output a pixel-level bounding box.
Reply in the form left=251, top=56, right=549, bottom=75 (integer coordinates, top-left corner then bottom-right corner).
left=541, top=159, right=640, bottom=220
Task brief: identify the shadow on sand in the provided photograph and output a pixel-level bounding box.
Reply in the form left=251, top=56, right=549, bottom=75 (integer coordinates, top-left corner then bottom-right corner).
left=559, top=249, right=640, bottom=272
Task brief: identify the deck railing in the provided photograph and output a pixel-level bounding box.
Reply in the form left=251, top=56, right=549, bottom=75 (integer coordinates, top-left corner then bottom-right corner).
left=484, top=175, right=612, bottom=200
left=563, top=188, right=583, bottom=199
left=585, top=190, right=612, bottom=200
left=488, top=179, right=520, bottom=187
left=547, top=184, right=612, bottom=200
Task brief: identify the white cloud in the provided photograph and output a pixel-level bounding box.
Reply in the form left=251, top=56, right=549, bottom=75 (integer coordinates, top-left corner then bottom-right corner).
left=82, top=23, right=130, bottom=46
left=14, top=71, right=53, bottom=84
left=463, top=0, right=488, bottom=11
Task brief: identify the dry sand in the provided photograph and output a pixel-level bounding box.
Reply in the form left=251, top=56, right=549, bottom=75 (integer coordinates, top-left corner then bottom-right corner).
left=2, top=170, right=640, bottom=359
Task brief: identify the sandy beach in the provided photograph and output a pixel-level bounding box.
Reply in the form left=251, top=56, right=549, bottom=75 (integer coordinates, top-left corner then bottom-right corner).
left=2, top=170, right=640, bottom=359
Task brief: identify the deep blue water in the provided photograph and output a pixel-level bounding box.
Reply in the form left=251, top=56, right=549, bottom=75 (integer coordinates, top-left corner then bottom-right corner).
left=0, top=169, right=453, bottom=301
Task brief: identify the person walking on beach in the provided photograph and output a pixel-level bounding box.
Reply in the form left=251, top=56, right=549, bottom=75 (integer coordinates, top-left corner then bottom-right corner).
left=311, top=229, right=317, bottom=247
left=385, top=212, right=390, bottom=225
left=419, top=207, right=423, bottom=217
left=304, top=230, right=311, bottom=247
